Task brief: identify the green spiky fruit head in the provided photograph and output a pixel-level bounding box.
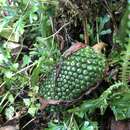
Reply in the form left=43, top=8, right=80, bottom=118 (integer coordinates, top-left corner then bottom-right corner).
left=39, top=46, right=106, bottom=101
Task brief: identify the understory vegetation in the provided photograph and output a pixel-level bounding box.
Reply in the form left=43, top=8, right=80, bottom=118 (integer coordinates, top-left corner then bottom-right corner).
left=0, top=0, right=130, bottom=130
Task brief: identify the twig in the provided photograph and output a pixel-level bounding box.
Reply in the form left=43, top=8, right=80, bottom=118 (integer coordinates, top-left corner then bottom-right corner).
left=41, top=22, right=71, bottom=40
left=101, top=0, right=118, bottom=33
left=21, top=118, right=36, bottom=130
left=12, top=62, right=36, bottom=77
left=83, top=17, right=89, bottom=44
left=96, top=18, right=100, bottom=44
left=0, top=81, right=6, bottom=88
left=0, top=62, right=36, bottom=88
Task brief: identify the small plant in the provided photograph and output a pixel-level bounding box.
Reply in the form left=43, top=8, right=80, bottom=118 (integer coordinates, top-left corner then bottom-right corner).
left=0, top=0, right=60, bottom=120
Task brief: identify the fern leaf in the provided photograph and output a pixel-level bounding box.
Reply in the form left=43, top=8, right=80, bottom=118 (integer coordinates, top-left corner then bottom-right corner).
left=119, top=0, right=130, bottom=84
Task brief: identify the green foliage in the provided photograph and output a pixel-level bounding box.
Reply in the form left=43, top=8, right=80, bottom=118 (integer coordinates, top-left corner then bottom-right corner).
left=96, top=15, right=111, bottom=38
left=45, top=115, right=98, bottom=130
left=117, top=1, right=130, bottom=45
left=69, top=82, right=130, bottom=120
left=118, top=1, right=130, bottom=85
left=45, top=122, right=66, bottom=130
left=86, top=15, right=111, bottom=45
left=108, top=1, right=129, bottom=64
left=0, top=0, right=58, bottom=42
left=119, top=42, right=130, bottom=84
left=0, top=0, right=60, bottom=120
left=0, top=0, right=129, bottom=129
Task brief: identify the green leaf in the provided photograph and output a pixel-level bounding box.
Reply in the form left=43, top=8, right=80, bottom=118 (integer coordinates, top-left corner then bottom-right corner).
left=117, top=4, right=130, bottom=43
left=23, top=98, right=31, bottom=107
left=22, top=0, right=30, bottom=5
left=0, top=28, right=17, bottom=42
left=100, top=29, right=111, bottom=36
left=0, top=0, right=6, bottom=4
left=0, top=17, right=11, bottom=32
left=5, top=71, right=13, bottom=79
left=99, top=16, right=110, bottom=31
left=45, top=122, right=66, bottom=130
left=28, top=104, right=39, bottom=116
left=81, top=121, right=98, bottom=130
left=28, top=6, right=39, bottom=23
left=0, top=106, right=3, bottom=113
left=14, top=17, right=25, bottom=42
left=5, top=106, right=15, bottom=120
left=32, top=85, right=39, bottom=93
left=12, top=63, right=19, bottom=70
left=8, top=94, right=15, bottom=104
left=0, top=53, right=6, bottom=64
left=22, top=55, right=31, bottom=67
left=31, top=59, right=42, bottom=87
left=110, top=91, right=130, bottom=120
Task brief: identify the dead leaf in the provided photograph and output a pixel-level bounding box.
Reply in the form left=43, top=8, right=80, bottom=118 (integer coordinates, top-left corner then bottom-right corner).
left=56, top=34, right=65, bottom=51
left=4, top=42, right=21, bottom=56
left=92, top=42, right=107, bottom=53
left=0, top=87, right=5, bottom=96
left=0, top=126, right=17, bottom=130
left=4, top=42, right=28, bottom=56
left=55, top=63, right=62, bottom=79
left=2, top=112, right=21, bottom=130
left=39, top=97, right=62, bottom=110
left=62, top=41, right=86, bottom=58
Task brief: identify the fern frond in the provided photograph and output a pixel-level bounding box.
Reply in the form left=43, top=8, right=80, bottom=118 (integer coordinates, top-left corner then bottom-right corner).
left=120, top=43, right=130, bottom=84
left=119, top=0, right=130, bottom=85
